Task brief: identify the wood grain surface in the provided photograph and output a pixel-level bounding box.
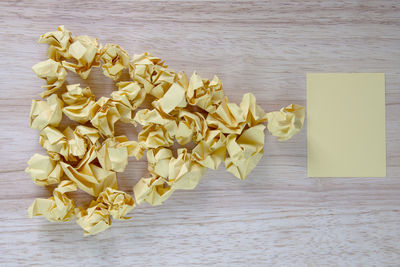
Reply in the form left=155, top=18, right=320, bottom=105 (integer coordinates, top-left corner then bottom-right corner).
left=0, top=0, right=399, bottom=266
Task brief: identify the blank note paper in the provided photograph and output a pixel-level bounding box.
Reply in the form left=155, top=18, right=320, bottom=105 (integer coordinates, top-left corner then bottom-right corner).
left=307, top=73, right=386, bottom=177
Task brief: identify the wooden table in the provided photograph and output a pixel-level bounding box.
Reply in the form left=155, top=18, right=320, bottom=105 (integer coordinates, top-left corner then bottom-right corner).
left=1, top=1, right=399, bottom=266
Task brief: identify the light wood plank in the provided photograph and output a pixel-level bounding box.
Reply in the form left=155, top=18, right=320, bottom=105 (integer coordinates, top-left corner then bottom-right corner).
left=0, top=0, right=399, bottom=266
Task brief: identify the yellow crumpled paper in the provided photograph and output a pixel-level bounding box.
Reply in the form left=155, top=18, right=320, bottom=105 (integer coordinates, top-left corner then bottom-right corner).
left=62, top=84, right=96, bottom=123
left=134, top=108, right=178, bottom=149
left=29, top=26, right=305, bottom=236
left=75, top=201, right=111, bottom=236
left=32, top=59, right=67, bottom=98
left=134, top=108, right=173, bottom=126
left=152, top=82, right=187, bottom=114
left=60, top=147, right=118, bottom=197
left=100, top=44, right=130, bottom=80
left=39, top=125, right=100, bottom=162
left=225, top=124, right=266, bottom=180
left=111, top=81, right=146, bottom=110
left=134, top=174, right=175, bottom=206
left=38, top=25, right=72, bottom=61
left=96, top=187, right=135, bottom=220
left=240, top=93, right=268, bottom=127
left=175, top=110, right=207, bottom=145
left=266, top=104, right=305, bottom=141
left=139, top=122, right=177, bottom=149
left=90, top=97, right=122, bottom=137
left=97, top=136, right=138, bottom=172
left=25, top=153, right=63, bottom=186
left=129, top=52, right=175, bottom=98
left=28, top=180, right=77, bottom=222
left=168, top=148, right=206, bottom=190
left=187, top=72, right=224, bottom=113
left=30, top=94, right=63, bottom=130
left=192, top=129, right=227, bottom=170
left=62, top=35, right=101, bottom=79
left=206, top=96, right=246, bottom=134
left=75, top=187, right=136, bottom=235
left=150, top=66, right=177, bottom=99
left=147, top=148, right=173, bottom=178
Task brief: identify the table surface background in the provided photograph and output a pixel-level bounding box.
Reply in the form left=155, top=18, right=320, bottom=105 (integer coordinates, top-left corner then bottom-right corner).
left=0, top=0, right=399, bottom=266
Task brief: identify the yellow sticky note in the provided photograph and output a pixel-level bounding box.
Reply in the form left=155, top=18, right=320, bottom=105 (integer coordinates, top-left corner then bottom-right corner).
left=307, top=73, right=386, bottom=177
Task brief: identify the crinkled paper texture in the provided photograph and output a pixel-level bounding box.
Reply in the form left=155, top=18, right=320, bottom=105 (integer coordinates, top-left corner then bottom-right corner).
left=112, top=81, right=146, bottom=110
left=76, top=201, right=111, bottom=236
left=32, top=59, right=67, bottom=98
left=62, top=84, right=96, bottom=123
left=100, top=44, right=130, bottom=80
left=192, top=130, right=227, bottom=170
left=187, top=72, right=224, bottom=113
left=168, top=149, right=206, bottom=190
left=206, top=97, right=246, bottom=134
left=97, top=136, right=139, bottom=172
left=28, top=180, right=77, bottom=222
left=62, top=35, right=101, bottom=79
left=225, top=124, right=266, bottom=180
left=90, top=97, right=122, bottom=137
left=129, top=53, right=176, bottom=98
left=266, top=104, right=305, bottom=141
left=28, top=26, right=307, bottom=236
left=153, top=82, right=187, bottom=114
left=96, top=187, right=135, bottom=220
left=176, top=110, right=207, bottom=145
left=39, top=125, right=100, bottom=162
left=147, top=148, right=173, bottom=178
left=30, top=94, right=63, bottom=130
left=60, top=148, right=118, bottom=197
left=25, top=153, right=63, bottom=186
left=134, top=175, right=175, bottom=206
left=38, top=25, right=72, bottom=61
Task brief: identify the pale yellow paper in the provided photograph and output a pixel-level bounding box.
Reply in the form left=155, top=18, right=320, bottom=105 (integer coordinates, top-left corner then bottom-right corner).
left=192, top=129, right=226, bottom=170
left=206, top=97, right=246, bottom=134
left=187, top=72, right=224, bottom=113
left=40, top=125, right=100, bottom=162
left=96, top=187, right=135, bottom=220
left=100, top=44, right=130, bottom=80
left=307, top=73, right=386, bottom=177
left=39, top=126, right=69, bottom=158
left=224, top=124, right=266, bottom=180
left=175, top=110, right=207, bottom=145
left=153, top=82, right=187, bottom=114
left=64, top=126, right=100, bottom=159
left=129, top=53, right=171, bottom=97
left=168, top=149, right=206, bottom=190
left=150, top=65, right=177, bottom=99
left=28, top=180, right=77, bottom=222
left=90, top=97, right=121, bottom=137
left=30, top=94, right=63, bottom=130
left=75, top=201, right=111, bottom=236
left=134, top=108, right=173, bottom=126
left=112, top=81, right=146, bottom=110
left=62, top=35, right=101, bottom=79
left=32, top=59, right=67, bottom=98
left=147, top=148, right=173, bottom=178
left=62, top=84, right=96, bottom=123
left=60, top=149, right=118, bottom=196
left=133, top=175, right=175, bottom=206
left=25, top=153, right=63, bottom=186
left=97, top=136, right=138, bottom=172
left=266, top=104, right=305, bottom=141
left=38, top=25, right=72, bottom=61
left=29, top=26, right=308, bottom=235
left=138, top=121, right=177, bottom=149
left=240, top=93, right=268, bottom=127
